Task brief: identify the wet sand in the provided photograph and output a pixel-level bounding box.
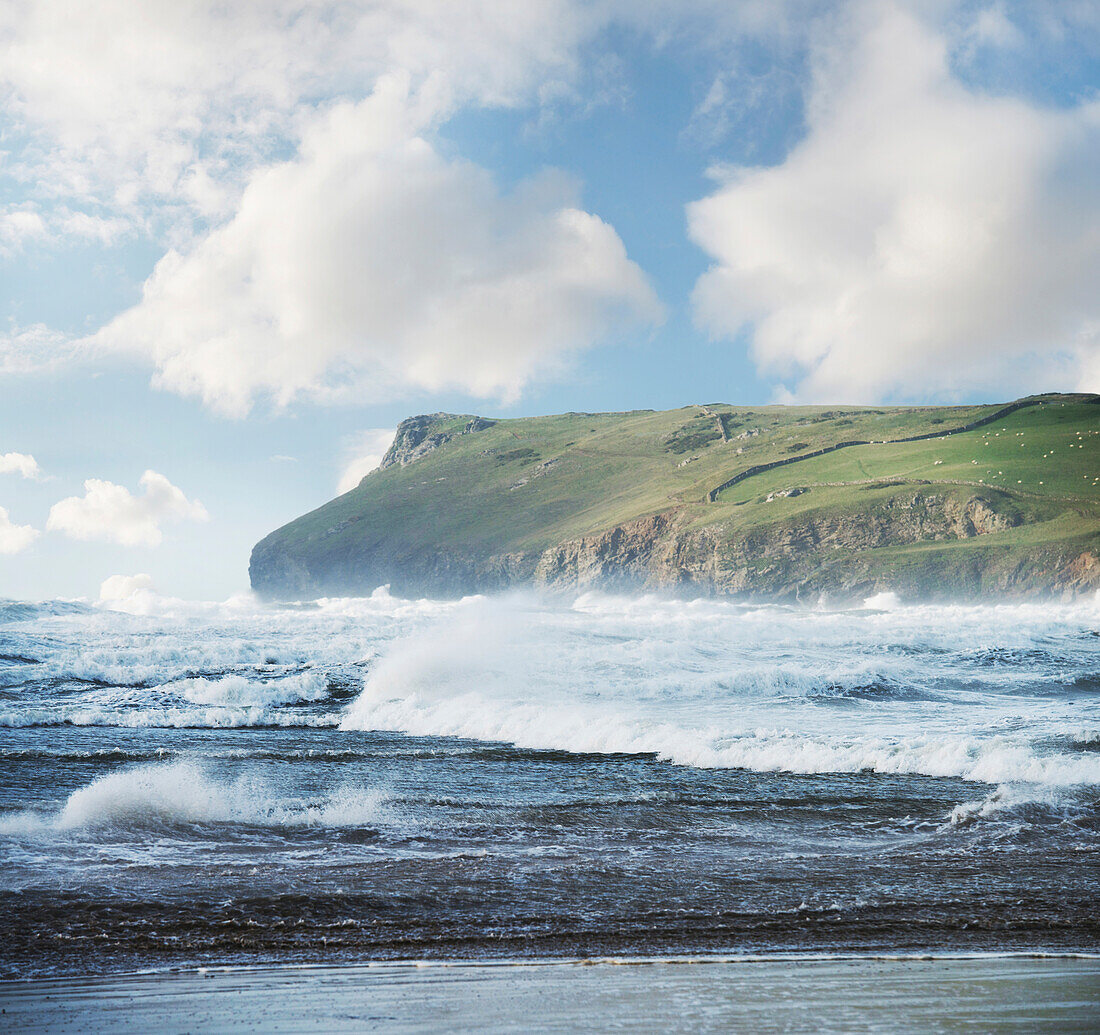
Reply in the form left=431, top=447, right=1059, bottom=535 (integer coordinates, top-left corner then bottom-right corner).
left=2, top=955, right=1098, bottom=1033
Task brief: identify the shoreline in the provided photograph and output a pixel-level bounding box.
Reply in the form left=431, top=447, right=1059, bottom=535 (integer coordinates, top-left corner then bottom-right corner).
left=7, top=947, right=1100, bottom=985
left=4, top=953, right=1099, bottom=1033
left=10, top=947, right=1100, bottom=979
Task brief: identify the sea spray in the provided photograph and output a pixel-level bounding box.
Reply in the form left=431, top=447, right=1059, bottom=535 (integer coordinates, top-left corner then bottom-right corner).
left=53, top=761, right=389, bottom=830
left=339, top=592, right=1100, bottom=790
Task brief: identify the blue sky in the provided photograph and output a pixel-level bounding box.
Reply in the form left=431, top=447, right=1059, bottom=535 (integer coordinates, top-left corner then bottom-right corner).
left=1, top=0, right=1097, bottom=600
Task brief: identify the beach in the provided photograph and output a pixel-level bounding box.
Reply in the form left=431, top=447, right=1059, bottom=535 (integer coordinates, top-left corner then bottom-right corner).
left=4, top=955, right=1099, bottom=1033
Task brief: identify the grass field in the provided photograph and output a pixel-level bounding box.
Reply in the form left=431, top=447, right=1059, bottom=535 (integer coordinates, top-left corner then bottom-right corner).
left=714, top=399, right=1099, bottom=505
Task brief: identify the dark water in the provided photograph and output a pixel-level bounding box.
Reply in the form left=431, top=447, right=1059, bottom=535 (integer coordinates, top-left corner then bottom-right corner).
left=1, top=591, right=1098, bottom=977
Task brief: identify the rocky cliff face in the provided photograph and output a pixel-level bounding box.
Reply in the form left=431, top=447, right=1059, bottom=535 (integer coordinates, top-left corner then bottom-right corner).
left=379, top=413, right=496, bottom=470
left=249, top=488, right=1098, bottom=602
left=525, top=491, right=1068, bottom=599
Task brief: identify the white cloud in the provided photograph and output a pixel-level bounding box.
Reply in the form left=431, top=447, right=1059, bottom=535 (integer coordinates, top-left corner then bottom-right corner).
left=0, top=206, right=48, bottom=255
left=0, top=203, right=131, bottom=257
left=965, top=4, right=1025, bottom=51
left=0, top=506, right=38, bottom=554
left=688, top=1, right=1100, bottom=401
left=47, top=470, right=209, bottom=547
left=91, top=76, right=661, bottom=415
left=0, top=323, right=83, bottom=376
left=0, top=0, right=839, bottom=249
left=0, top=0, right=601, bottom=233
left=338, top=429, right=398, bottom=494
left=0, top=452, right=41, bottom=479
left=7, top=1, right=1096, bottom=408
left=98, top=572, right=155, bottom=602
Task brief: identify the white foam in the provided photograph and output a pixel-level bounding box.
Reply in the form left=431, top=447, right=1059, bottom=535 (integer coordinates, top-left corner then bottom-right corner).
left=338, top=593, right=1100, bottom=790
left=171, top=672, right=329, bottom=708
left=862, top=591, right=901, bottom=610
left=342, top=686, right=1100, bottom=786
left=7, top=589, right=1100, bottom=789
left=52, top=762, right=387, bottom=829
left=0, top=704, right=340, bottom=729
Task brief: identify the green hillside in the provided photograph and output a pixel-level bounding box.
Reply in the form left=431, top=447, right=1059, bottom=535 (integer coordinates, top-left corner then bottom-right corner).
left=250, top=394, right=1100, bottom=600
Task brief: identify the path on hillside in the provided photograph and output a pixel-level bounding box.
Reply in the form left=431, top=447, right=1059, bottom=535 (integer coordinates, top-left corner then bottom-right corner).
left=705, top=398, right=1044, bottom=503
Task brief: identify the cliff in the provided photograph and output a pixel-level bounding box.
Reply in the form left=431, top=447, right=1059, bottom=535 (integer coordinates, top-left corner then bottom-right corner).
left=250, top=395, right=1100, bottom=602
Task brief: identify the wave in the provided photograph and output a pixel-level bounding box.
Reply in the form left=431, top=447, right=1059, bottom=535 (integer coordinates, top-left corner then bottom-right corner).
left=0, top=762, right=388, bottom=833
left=4, top=590, right=1099, bottom=776
left=342, top=686, right=1100, bottom=786
left=337, top=594, right=1100, bottom=789
left=0, top=746, right=396, bottom=763
left=943, top=783, right=1100, bottom=831
left=861, top=591, right=902, bottom=610
left=1069, top=729, right=1100, bottom=748
left=0, top=670, right=349, bottom=728
left=0, top=706, right=340, bottom=729
left=165, top=672, right=331, bottom=707
left=803, top=678, right=932, bottom=701
left=0, top=747, right=172, bottom=763
left=946, top=786, right=1021, bottom=828
left=0, top=599, right=92, bottom=624
left=4, top=654, right=330, bottom=692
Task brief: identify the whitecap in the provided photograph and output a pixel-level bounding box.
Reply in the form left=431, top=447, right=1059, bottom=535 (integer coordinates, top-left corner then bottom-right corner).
left=50, top=762, right=388, bottom=830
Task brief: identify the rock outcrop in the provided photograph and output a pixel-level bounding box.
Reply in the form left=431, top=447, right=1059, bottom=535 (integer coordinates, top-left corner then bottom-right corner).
left=380, top=413, right=496, bottom=470
left=379, top=414, right=453, bottom=470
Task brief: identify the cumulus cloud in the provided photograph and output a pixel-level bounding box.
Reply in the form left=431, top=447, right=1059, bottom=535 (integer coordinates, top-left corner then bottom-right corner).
left=2, top=1, right=713, bottom=414
left=963, top=4, right=1025, bottom=52
left=47, top=470, right=208, bottom=547
left=0, top=0, right=814, bottom=204
left=0, top=506, right=38, bottom=554
left=0, top=0, right=843, bottom=261
left=98, top=572, right=156, bottom=602
left=0, top=452, right=41, bottom=479
left=688, top=1, right=1100, bottom=401
left=338, top=429, right=398, bottom=494
left=91, top=77, right=661, bottom=415
left=0, top=0, right=602, bottom=231
left=7, top=1, right=1097, bottom=408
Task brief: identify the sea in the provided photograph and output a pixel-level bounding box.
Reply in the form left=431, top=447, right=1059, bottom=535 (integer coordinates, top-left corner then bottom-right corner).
left=1, top=586, right=1098, bottom=978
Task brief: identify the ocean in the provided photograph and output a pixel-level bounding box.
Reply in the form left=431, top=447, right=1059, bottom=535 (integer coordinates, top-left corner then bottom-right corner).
left=1, top=588, right=1098, bottom=978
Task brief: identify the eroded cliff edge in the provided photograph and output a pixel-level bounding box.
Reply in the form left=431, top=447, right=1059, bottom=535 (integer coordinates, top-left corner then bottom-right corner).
left=250, top=396, right=1100, bottom=602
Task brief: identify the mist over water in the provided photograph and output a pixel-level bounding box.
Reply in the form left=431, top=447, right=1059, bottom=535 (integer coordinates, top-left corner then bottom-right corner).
left=1, top=588, right=1098, bottom=976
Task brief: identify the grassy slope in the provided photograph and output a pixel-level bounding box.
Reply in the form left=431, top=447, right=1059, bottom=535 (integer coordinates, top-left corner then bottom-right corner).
left=714, top=398, right=1099, bottom=504
left=254, top=395, right=1100, bottom=594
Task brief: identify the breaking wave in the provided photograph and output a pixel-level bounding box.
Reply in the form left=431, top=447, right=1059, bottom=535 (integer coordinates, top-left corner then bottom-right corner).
left=4, top=588, right=1100, bottom=788
left=339, top=592, right=1100, bottom=790
left=341, top=687, right=1100, bottom=786
left=0, top=762, right=388, bottom=833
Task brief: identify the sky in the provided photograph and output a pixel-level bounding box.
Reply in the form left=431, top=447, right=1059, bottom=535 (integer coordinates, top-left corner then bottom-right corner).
left=0, top=0, right=1098, bottom=600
